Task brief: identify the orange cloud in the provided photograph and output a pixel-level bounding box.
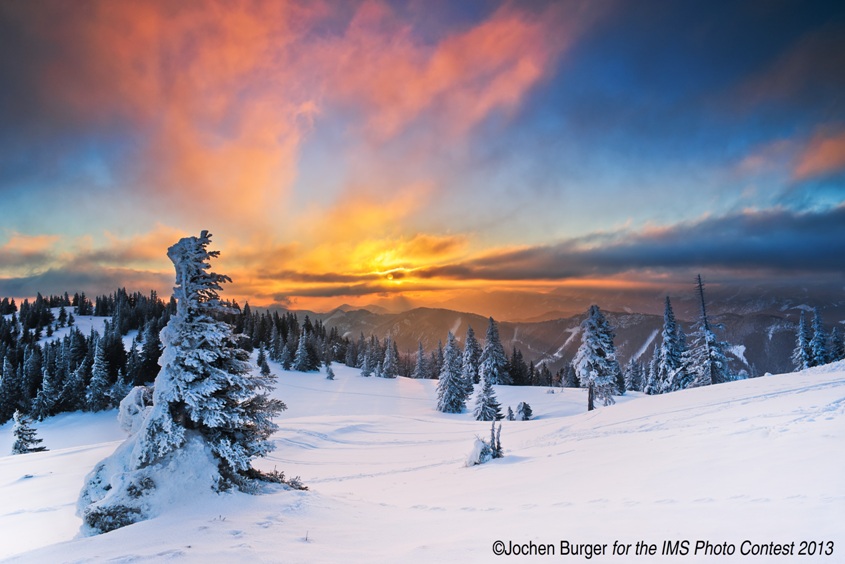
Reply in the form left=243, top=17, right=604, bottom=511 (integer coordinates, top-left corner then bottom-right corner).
left=793, top=129, right=845, bottom=181
left=321, top=1, right=579, bottom=140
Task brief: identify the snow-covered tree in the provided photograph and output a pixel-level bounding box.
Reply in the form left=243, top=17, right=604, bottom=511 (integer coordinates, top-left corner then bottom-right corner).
left=77, top=231, right=286, bottom=535
left=436, top=332, right=466, bottom=413
left=462, top=326, right=482, bottom=385
left=326, top=365, right=335, bottom=380
left=473, top=365, right=502, bottom=421
left=11, top=410, right=47, bottom=454
left=382, top=335, right=398, bottom=378
left=292, top=329, right=310, bottom=372
left=479, top=317, right=510, bottom=385
left=506, top=406, right=515, bottom=420
left=411, top=341, right=427, bottom=379
left=516, top=401, right=532, bottom=421
left=573, top=305, right=619, bottom=410
left=623, top=357, right=643, bottom=392
left=685, top=275, right=731, bottom=387
left=809, top=308, right=828, bottom=367
left=655, top=296, right=688, bottom=392
left=86, top=340, right=112, bottom=412
left=830, top=326, right=845, bottom=363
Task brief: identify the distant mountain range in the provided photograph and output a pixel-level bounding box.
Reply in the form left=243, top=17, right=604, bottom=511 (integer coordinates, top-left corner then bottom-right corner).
left=285, top=291, right=845, bottom=377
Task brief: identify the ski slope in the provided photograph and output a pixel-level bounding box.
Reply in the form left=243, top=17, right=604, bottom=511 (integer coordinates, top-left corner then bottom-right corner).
left=1, top=361, right=843, bottom=563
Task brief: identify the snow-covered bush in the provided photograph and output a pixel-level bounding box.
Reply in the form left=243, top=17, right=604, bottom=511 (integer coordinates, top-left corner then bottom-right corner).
left=465, top=422, right=503, bottom=466
left=117, top=386, right=153, bottom=435
left=517, top=401, right=532, bottom=421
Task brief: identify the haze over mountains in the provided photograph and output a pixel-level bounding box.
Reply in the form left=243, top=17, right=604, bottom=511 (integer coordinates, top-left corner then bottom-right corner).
left=287, top=287, right=845, bottom=377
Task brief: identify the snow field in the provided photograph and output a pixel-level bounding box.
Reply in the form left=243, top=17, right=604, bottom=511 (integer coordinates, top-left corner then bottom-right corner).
left=1, top=361, right=843, bottom=562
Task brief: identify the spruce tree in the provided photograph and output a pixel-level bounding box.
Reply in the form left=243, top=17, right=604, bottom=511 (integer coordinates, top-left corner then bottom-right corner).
left=462, top=326, right=482, bottom=384
left=11, top=410, right=47, bottom=454
left=685, top=275, right=731, bottom=387
left=86, top=340, right=112, bottom=412
left=809, top=308, right=828, bottom=367
left=78, top=231, right=286, bottom=534
left=573, top=305, right=619, bottom=410
left=623, top=357, right=643, bottom=392
left=830, top=326, right=845, bottom=363
left=292, top=329, right=310, bottom=372
left=412, top=341, right=427, bottom=379
left=657, top=296, right=688, bottom=392
left=382, top=335, right=398, bottom=378
left=791, top=313, right=812, bottom=371
left=479, top=317, right=510, bottom=385
left=473, top=367, right=502, bottom=421
left=516, top=401, right=532, bottom=421
left=436, top=332, right=466, bottom=413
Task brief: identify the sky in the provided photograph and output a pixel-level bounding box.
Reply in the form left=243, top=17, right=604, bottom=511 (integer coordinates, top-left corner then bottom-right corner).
left=1, top=0, right=844, bottom=319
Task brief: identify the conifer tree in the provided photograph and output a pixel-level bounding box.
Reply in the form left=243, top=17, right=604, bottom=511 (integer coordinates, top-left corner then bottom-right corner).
left=11, top=410, right=47, bottom=454
left=412, top=341, right=427, bottom=379
left=830, top=326, right=845, bottom=363
left=462, top=326, right=482, bottom=384
left=382, top=335, right=398, bottom=378
left=656, top=296, right=688, bottom=392
left=623, top=357, right=643, bottom=392
left=809, top=308, right=828, bottom=367
left=86, top=340, right=112, bottom=412
left=573, top=305, right=619, bottom=410
left=293, top=329, right=310, bottom=372
left=473, top=366, right=502, bottom=421
left=479, top=317, right=510, bottom=385
left=506, top=406, right=515, bottom=420
left=78, top=231, right=286, bottom=534
left=436, top=332, right=466, bottom=413
left=517, top=401, right=532, bottom=421
left=685, top=275, right=731, bottom=387
left=791, top=312, right=812, bottom=372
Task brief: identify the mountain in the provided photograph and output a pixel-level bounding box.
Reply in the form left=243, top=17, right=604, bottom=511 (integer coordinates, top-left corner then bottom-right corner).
left=292, top=297, right=842, bottom=376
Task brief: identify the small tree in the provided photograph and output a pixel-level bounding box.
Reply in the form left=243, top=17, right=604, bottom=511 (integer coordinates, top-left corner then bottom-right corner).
left=506, top=406, right=515, bottom=421
left=473, top=368, right=502, bottom=421
left=11, top=410, right=48, bottom=454
left=573, top=305, right=620, bottom=410
left=516, top=401, right=532, bottom=421
left=436, top=332, right=467, bottom=413
left=479, top=318, right=510, bottom=385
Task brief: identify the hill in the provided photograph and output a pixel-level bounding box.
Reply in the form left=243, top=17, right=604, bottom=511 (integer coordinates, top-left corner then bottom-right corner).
left=0, top=361, right=843, bottom=561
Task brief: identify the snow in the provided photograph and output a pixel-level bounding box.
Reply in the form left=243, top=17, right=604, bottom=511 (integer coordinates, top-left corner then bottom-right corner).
left=1, top=361, right=844, bottom=562
left=730, top=344, right=749, bottom=367
left=633, top=328, right=659, bottom=360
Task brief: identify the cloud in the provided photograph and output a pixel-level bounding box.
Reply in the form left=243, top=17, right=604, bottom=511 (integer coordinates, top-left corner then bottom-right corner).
left=317, top=1, right=582, bottom=141
left=793, top=128, right=845, bottom=181
left=415, top=206, right=845, bottom=281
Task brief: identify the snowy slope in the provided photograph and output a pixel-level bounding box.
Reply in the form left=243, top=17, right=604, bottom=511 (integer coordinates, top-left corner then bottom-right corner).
left=1, top=362, right=843, bottom=563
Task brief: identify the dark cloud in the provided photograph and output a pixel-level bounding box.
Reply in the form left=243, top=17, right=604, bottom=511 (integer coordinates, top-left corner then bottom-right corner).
left=417, top=206, right=845, bottom=281
left=0, top=267, right=171, bottom=299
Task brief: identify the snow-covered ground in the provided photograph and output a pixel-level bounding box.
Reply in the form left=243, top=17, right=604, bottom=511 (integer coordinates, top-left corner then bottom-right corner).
left=1, top=362, right=843, bottom=562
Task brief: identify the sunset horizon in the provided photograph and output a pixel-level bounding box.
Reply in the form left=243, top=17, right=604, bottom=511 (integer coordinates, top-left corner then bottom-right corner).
left=1, top=1, right=843, bottom=320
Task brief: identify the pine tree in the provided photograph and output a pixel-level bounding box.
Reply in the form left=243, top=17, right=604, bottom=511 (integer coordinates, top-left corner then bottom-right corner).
left=791, top=313, right=812, bottom=371
left=573, top=305, right=619, bottom=410
left=685, top=275, right=731, bottom=387
left=293, top=329, right=310, bottom=372
left=623, top=357, right=643, bottom=392
left=809, top=308, right=828, bottom=367
left=0, top=355, right=21, bottom=423
left=78, top=231, right=287, bottom=535
left=382, top=335, right=398, bottom=378
left=138, top=321, right=163, bottom=385
left=411, top=341, right=427, bottom=379
left=326, top=365, right=335, bottom=380
left=830, top=326, right=845, bottom=363
left=436, top=332, right=466, bottom=413
left=86, top=340, right=112, bottom=412
left=11, top=410, right=47, bottom=454
left=517, top=401, right=532, bottom=420
left=462, top=326, right=482, bottom=384
left=506, top=406, right=515, bottom=420
left=473, top=366, right=502, bottom=421
left=479, top=317, right=510, bottom=385
left=656, top=296, right=688, bottom=392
